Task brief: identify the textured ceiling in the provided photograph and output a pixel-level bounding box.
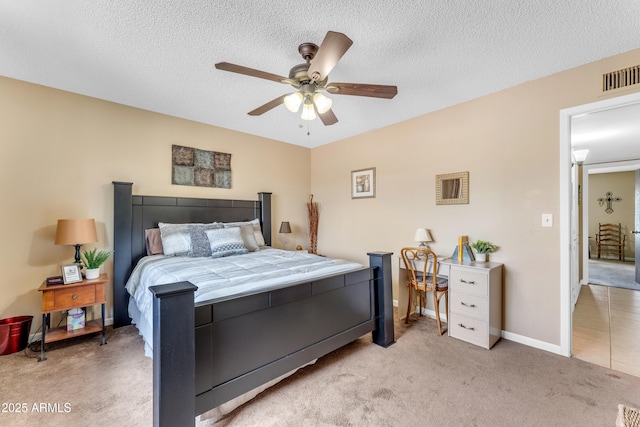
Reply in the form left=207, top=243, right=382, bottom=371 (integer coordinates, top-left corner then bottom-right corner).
left=1, top=1, right=640, bottom=149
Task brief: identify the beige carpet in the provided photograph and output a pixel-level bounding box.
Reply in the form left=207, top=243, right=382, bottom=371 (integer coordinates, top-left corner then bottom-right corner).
left=1, top=316, right=639, bottom=427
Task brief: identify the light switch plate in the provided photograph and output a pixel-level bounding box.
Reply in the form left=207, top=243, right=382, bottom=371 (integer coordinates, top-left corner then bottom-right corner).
left=542, top=213, right=553, bottom=227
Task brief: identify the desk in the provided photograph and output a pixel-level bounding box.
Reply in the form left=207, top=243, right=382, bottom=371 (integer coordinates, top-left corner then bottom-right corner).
left=398, top=257, right=503, bottom=349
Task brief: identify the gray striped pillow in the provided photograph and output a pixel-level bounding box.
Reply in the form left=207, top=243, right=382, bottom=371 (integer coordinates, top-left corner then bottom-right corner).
left=188, top=223, right=223, bottom=257
left=205, top=227, right=248, bottom=258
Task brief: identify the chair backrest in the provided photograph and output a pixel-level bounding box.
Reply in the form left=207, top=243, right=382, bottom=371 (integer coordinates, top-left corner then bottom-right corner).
left=598, top=223, right=623, bottom=244
left=400, top=247, right=438, bottom=290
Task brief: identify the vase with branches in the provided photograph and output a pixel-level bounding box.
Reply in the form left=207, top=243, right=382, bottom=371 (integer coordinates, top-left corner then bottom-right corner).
left=307, top=194, right=319, bottom=254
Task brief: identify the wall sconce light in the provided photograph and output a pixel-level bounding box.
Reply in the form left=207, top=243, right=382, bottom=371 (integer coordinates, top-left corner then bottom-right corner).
left=414, top=228, right=433, bottom=249
left=573, top=149, right=589, bottom=166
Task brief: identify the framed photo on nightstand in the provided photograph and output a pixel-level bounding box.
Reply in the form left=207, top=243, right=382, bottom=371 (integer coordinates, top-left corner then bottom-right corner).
left=61, top=264, right=82, bottom=284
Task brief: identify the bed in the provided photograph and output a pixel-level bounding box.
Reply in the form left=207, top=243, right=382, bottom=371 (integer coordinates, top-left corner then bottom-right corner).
left=112, top=182, right=394, bottom=426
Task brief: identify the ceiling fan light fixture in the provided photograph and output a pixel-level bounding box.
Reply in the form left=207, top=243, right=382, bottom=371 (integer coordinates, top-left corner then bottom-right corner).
left=284, top=92, right=303, bottom=112
left=301, top=102, right=317, bottom=121
left=313, top=92, right=332, bottom=114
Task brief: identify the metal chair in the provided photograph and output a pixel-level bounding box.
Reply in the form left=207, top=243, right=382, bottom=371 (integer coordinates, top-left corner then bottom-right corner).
left=400, top=247, right=448, bottom=335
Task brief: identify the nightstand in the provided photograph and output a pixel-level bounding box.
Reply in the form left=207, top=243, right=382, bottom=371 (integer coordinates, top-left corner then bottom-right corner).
left=37, top=273, right=108, bottom=361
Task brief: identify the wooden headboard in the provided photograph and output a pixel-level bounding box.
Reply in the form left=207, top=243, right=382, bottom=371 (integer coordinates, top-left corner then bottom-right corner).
left=112, top=182, right=272, bottom=327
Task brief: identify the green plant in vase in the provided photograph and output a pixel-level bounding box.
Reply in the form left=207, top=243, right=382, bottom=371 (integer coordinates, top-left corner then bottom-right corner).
left=81, top=248, right=111, bottom=279
left=470, top=240, right=497, bottom=262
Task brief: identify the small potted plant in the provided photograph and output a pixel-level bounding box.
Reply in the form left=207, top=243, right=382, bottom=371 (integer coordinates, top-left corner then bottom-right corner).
left=470, top=240, right=497, bottom=262
left=81, top=248, right=111, bottom=280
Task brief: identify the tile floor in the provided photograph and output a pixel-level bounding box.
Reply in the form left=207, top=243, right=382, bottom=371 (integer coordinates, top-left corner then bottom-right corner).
left=572, top=283, right=640, bottom=377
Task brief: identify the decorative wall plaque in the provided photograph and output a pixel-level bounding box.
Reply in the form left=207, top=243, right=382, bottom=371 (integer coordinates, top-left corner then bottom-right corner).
left=172, top=145, right=231, bottom=189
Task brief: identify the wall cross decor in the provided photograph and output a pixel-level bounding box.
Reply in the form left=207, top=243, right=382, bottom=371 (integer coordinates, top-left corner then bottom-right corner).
left=597, top=191, right=622, bottom=214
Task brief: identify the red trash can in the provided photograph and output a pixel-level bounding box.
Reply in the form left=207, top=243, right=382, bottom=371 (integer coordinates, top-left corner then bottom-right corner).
left=0, top=316, right=33, bottom=355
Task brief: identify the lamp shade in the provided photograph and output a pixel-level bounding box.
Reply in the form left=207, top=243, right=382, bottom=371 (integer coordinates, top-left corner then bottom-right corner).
left=414, top=228, right=432, bottom=243
left=313, top=93, right=332, bottom=114
left=300, top=102, right=317, bottom=121
left=279, top=221, right=292, bottom=234
left=284, top=92, right=303, bottom=112
left=573, top=149, right=589, bottom=164
left=55, top=219, right=98, bottom=245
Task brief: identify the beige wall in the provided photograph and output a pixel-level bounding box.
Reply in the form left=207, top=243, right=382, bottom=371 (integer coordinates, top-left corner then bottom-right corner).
left=311, top=48, right=640, bottom=346
left=588, top=172, right=636, bottom=259
left=2, top=47, right=639, bottom=348
left=0, top=77, right=311, bottom=330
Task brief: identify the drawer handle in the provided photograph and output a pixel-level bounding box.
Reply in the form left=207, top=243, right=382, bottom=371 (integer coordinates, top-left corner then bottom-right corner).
left=72, top=294, right=78, bottom=300
left=460, top=302, right=476, bottom=308
left=458, top=323, right=475, bottom=331
left=460, top=279, right=477, bottom=285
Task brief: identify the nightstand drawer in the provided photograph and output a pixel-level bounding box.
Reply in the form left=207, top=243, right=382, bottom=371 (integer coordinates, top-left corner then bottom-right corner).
left=41, top=284, right=98, bottom=311
left=449, top=269, right=488, bottom=296
left=449, top=312, right=488, bottom=348
left=450, top=292, right=488, bottom=319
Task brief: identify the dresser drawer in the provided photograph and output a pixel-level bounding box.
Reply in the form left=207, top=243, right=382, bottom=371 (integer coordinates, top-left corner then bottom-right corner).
left=450, top=292, right=488, bottom=320
left=449, top=312, right=488, bottom=348
left=449, top=268, right=488, bottom=296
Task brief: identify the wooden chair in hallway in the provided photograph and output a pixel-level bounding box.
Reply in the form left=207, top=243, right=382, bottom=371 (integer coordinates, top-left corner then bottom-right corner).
left=596, top=223, right=626, bottom=261
left=400, top=247, right=448, bottom=335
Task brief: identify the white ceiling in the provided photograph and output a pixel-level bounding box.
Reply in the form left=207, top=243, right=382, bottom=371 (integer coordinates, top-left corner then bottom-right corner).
left=572, top=101, right=640, bottom=167
left=1, top=1, right=640, bottom=148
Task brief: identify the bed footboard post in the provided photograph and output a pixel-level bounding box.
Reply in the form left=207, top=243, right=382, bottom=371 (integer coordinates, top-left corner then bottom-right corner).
left=149, top=282, right=198, bottom=427
left=368, top=251, right=395, bottom=347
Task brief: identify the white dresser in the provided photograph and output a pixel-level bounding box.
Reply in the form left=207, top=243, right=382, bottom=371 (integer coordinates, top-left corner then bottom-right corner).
left=445, top=260, right=503, bottom=349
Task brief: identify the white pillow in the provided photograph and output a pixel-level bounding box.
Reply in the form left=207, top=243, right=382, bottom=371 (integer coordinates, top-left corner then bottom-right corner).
left=224, top=218, right=266, bottom=247
left=205, top=227, right=249, bottom=258
left=239, top=224, right=260, bottom=252
left=158, top=223, right=191, bottom=256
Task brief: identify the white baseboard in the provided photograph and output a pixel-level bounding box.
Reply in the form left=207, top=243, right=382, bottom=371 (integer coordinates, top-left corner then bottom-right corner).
left=29, top=317, right=114, bottom=343
left=501, top=330, right=563, bottom=355
left=394, top=298, right=563, bottom=356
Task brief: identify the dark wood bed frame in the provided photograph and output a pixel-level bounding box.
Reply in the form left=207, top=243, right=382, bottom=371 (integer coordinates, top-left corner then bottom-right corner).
left=112, top=182, right=394, bottom=427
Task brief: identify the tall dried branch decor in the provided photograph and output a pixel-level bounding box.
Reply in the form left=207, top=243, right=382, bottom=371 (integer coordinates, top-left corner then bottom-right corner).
left=307, top=194, right=319, bottom=254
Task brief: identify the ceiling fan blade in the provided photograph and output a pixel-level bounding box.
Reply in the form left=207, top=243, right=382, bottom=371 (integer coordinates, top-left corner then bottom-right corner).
left=325, top=82, right=398, bottom=99
left=307, top=31, right=353, bottom=82
left=248, top=95, right=287, bottom=116
left=318, top=108, right=338, bottom=126
left=215, top=62, right=287, bottom=84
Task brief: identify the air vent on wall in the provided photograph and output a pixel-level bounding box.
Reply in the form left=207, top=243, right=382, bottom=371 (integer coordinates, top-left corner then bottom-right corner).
left=602, top=65, right=640, bottom=92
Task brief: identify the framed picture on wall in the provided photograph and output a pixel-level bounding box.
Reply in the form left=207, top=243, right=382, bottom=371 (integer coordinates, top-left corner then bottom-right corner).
left=351, top=167, right=376, bottom=199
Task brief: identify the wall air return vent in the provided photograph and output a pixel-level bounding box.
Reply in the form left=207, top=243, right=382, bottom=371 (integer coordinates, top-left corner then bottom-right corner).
left=602, top=65, right=640, bottom=92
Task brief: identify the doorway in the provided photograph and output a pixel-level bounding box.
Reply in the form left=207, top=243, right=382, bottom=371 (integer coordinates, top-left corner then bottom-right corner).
left=582, top=165, right=640, bottom=290
left=559, top=91, right=640, bottom=373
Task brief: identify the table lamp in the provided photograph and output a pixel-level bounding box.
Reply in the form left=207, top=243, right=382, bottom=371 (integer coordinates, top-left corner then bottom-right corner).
left=55, top=219, right=98, bottom=264
left=414, top=228, right=433, bottom=249
left=279, top=221, right=291, bottom=250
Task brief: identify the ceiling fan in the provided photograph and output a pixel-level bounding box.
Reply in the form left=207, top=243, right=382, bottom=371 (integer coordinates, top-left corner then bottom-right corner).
left=215, top=31, right=398, bottom=126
